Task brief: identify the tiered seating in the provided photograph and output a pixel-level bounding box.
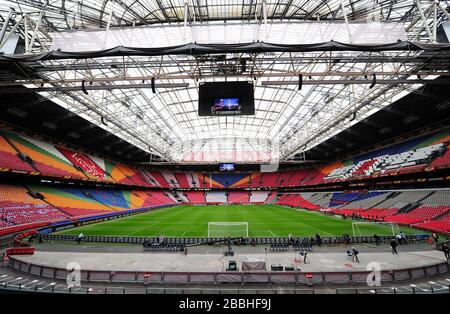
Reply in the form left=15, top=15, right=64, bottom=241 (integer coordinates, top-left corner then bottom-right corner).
left=265, top=192, right=278, bottom=203
left=328, top=192, right=388, bottom=216
left=328, top=192, right=365, bottom=207
left=147, top=191, right=176, bottom=205
left=0, top=184, right=67, bottom=227
left=1, top=128, right=450, bottom=189
left=276, top=171, right=292, bottom=187
left=184, top=191, right=205, bottom=204
left=55, top=147, right=115, bottom=183
left=123, top=191, right=155, bottom=209
left=415, top=213, right=450, bottom=233
left=145, top=171, right=170, bottom=188
left=359, top=207, right=400, bottom=220
left=228, top=191, right=250, bottom=203
left=325, top=164, right=355, bottom=182
left=301, top=192, right=333, bottom=207
left=374, top=190, right=430, bottom=209
left=329, top=208, right=365, bottom=217
left=186, top=172, right=202, bottom=188
left=170, top=191, right=189, bottom=203
left=29, top=186, right=116, bottom=217
left=205, top=191, right=227, bottom=203
left=83, top=189, right=130, bottom=208
left=259, top=172, right=279, bottom=187
left=430, top=145, right=450, bottom=169
left=302, top=168, right=326, bottom=185
left=249, top=191, right=270, bottom=203
left=386, top=206, right=449, bottom=225
left=0, top=185, right=180, bottom=229
left=161, top=171, right=180, bottom=188
left=0, top=134, right=35, bottom=173
left=324, top=139, right=447, bottom=182
left=341, top=192, right=388, bottom=209
left=276, top=194, right=321, bottom=210
left=4, top=132, right=85, bottom=179
left=284, top=169, right=311, bottom=187
left=105, top=161, right=149, bottom=186
left=174, top=173, right=190, bottom=188
left=350, top=159, right=377, bottom=179
left=421, top=190, right=450, bottom=207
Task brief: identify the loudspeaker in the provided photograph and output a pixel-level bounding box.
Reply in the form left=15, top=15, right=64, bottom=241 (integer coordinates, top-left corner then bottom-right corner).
left=369, top=74, right=376, bottom=89
left=437, top=21, right=450, bottom=43
left=81, top=80, right=88, bottom=95
left=151, top=77, right=156, bottom=94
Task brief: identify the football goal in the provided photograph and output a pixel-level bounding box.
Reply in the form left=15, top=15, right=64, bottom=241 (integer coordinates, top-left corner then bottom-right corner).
left=208, top=222, right=249, bottom=238
left=352, top=221, right=400, bottom=236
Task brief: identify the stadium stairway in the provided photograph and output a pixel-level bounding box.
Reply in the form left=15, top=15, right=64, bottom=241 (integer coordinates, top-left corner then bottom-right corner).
left=170, top=191, right=188, bottom=203
left=2, top=137, right=40, bottom=174
left=396, top=191, right=438, bottom=214
left=397, top=202, right=422, bottom=214
left=433, top=208, right=450, bottom=221
left=365, top=192, right=400, bottom=210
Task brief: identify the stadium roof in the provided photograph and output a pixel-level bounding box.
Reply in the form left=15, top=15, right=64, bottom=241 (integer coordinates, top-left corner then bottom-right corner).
left=1, top=0, right=450, bottom=164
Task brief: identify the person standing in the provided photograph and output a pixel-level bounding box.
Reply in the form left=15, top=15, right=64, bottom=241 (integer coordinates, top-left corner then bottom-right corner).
left=303, top=251, right=310, bottom=264
left=442, top=243, right=450, bottom=260
left=432, top=233, right=439, bottom=244
left=315, top=233, right=322, bottom=247
left=76, top=233, right=84, bottom=245
left=390, top=238, right=398, bottom=255
left=373, top=234, right=380, bottom=246
left=400, top=231, right=406, bottom=244
left=351, top=247, right=360, bottom=263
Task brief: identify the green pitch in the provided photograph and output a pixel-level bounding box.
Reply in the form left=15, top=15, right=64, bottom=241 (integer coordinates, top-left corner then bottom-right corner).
left=54, top=204, right=422, bottom=238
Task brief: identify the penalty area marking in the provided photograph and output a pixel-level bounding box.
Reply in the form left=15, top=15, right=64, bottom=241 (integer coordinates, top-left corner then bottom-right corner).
left=179, top=230, right=189, bottom=237
left=295, top=220, right=335, bottom=237
left=125, top=222, right=159, bottom=236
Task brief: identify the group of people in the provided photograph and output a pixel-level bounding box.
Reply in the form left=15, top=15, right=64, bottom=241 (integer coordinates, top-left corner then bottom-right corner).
left=346, top=247, right=360, bottom=263
left=396, top=231, right=406, bottom=244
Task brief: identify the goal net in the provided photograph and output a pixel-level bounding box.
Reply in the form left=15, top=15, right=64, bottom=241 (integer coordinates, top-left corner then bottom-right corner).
left=352, top=221, right=400, bottom=236
left=208, top=222, right=249, bottom=238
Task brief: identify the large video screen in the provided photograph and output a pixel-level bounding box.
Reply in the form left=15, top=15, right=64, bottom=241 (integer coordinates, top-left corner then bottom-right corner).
left=212, top=98, right=241, bottom=114
left=199, top=82, right=255, bottom=116
left=219, top=163, right=235, bottom=172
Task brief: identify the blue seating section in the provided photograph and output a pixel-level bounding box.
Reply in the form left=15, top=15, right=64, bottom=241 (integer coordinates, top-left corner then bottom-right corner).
left=328, top=192, right=365, bottom=207
left=85, top=189, right=129, bottom=208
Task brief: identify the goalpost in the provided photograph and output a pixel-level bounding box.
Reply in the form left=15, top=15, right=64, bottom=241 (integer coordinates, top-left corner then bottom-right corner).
left=208, top=222, right=249, bottom=238
left=352, top=221, right=400, bottom=236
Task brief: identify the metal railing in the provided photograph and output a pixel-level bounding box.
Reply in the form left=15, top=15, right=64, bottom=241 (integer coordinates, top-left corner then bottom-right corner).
left=36, top=234, right=428, bottom=246
left=0, top=280, right=449, bottom=295
left=7, top=257, right=450, bottom=286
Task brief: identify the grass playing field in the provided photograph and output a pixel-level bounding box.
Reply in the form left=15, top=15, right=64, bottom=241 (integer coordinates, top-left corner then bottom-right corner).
left=55, top=204, right=422, bottom=238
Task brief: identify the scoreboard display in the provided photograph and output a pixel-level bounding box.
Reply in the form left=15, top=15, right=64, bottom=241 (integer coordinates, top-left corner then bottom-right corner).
left=198, top=81, right=255, bottom=116
left=219, top=163, right=235, bottom=172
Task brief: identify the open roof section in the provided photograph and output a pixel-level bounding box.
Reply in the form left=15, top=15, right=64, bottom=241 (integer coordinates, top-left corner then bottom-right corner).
left=1, top=1, right=450, bottom=164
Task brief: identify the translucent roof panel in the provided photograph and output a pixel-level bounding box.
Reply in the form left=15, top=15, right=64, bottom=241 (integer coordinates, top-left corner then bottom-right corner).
left=1, top=0, right=449, bottom=163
